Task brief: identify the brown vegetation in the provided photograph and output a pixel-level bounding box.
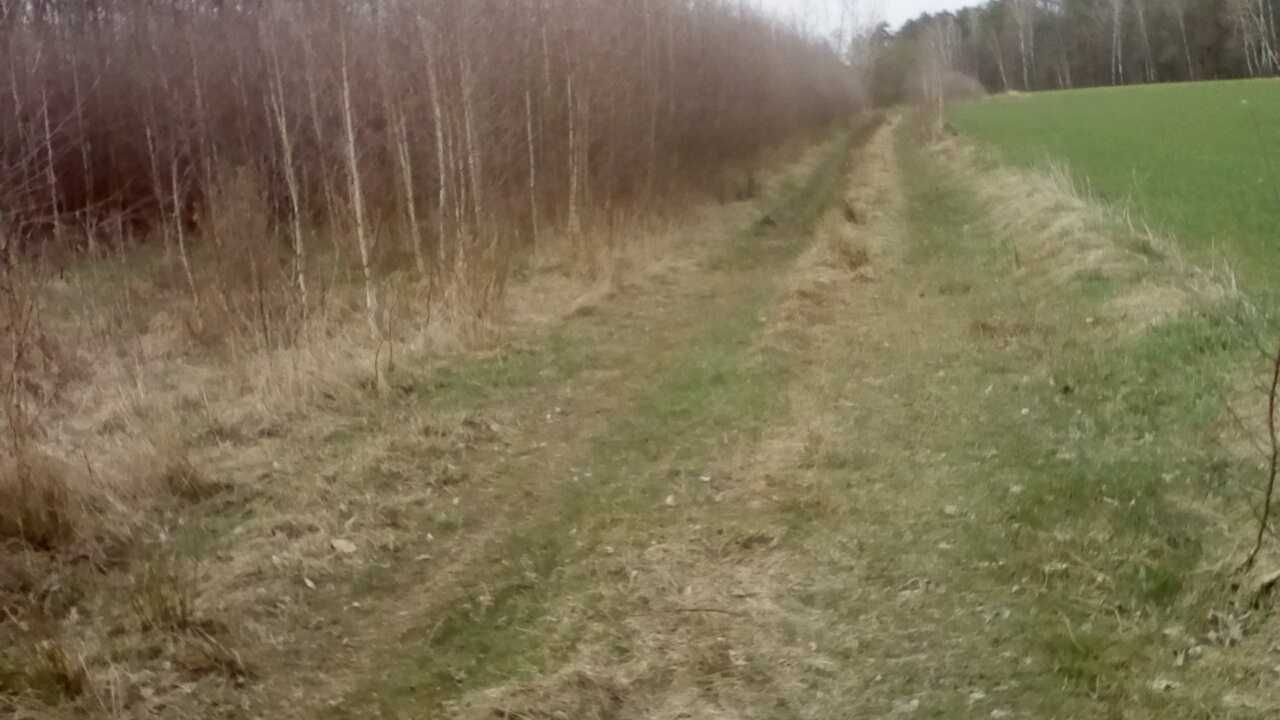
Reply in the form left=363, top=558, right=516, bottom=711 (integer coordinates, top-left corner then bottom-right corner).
left=0, top=2, right=860, bottom=715
left=0, top=0, right=856, bottom=531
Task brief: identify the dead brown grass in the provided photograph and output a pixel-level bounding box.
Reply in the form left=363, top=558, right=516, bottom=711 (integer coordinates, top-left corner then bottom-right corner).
left=0, top=124, right=848, bottom=719
left=0, top=454, right=83, bottom=550
left=3, top=636, right=91, bottom=705
left=931, top=136, right=1233, bottom=334
left=440, top=122, right=904, bottom=720
left=129, top=554, right=201, bottom=633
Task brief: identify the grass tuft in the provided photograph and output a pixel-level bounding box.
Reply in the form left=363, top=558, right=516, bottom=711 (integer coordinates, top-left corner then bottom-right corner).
left=0, top=453, right=82, bottom=551
left=154, top=449, right=228, bottom=504
left=130, top=553, right=201, bottom=633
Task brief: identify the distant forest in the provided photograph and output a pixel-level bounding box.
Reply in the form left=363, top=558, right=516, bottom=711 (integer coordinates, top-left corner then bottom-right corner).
left=872, top=0, right=1279, bottom=102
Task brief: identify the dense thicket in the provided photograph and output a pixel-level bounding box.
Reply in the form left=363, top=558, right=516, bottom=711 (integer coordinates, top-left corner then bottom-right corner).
left=873, top=0, right=1279, bottom=103
left=0, top=0, right=857, bottom=318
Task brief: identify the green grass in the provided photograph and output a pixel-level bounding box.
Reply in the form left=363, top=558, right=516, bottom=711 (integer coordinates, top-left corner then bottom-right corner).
left=412, top=332, right=593, bottom=410
left=949, top=79, right=1280, bottom=286
left=896, top=116, right=1259, bottom=715
left=368, top=287, right=788, bottom=710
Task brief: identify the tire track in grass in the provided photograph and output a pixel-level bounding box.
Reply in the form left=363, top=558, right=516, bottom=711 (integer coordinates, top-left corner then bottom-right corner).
left=320, top=120, right=881, bottom=719
left=798, top=114, right=1261, bottom=719
left=232, top=128, right=855, bottom=720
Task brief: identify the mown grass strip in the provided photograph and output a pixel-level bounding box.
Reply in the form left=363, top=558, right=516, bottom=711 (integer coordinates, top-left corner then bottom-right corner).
left=330, top=122, right=870, bottom=718
left=895, top=116, right=1261, bottom=715
left=722, top=115, right=881, bottom=267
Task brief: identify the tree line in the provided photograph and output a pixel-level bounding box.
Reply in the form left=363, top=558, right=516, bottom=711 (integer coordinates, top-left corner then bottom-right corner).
left=870, top=0, right=1279, bottom=103
left=0, top=0, right=858, bottom=344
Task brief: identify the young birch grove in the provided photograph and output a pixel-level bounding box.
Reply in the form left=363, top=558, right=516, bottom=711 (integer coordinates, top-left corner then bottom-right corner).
left=0, top=2, right=858, bottom=555
left=0, top=4, right=857, bottom=703
left=0, top=0, right=857, bottom=346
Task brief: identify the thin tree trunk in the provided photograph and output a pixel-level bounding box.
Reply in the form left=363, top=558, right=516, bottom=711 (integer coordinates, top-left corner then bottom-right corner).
left=566, top=73, right=581, bottom=242
left=1013, top=0, right=1034, bottom=90
left=1135, top=0, right=1156, bottom=82
left=143, top=123, right=172, bottom=258
left=169, top=156, right=198, bottom=308
left=525, top=88, right=539, bottom=249
left=269, top=57, right=308, bottom=316
left=422, top=24, right=449, bottom=275
left=394, top=112, right=426, bottom=280
left=40, top=89, right=61, bottom=259
left=340, top=40, right=380, bottom=339
left=460, top=51, right=483, bottom=232
left=990, top=32, right=1010, bottom=92
left=1238, top=6, right=1259, bottom=77
left=301, top=28, right=338, bottom=229
left=1111, top=0, right=1126, bottom=85
left=1175, top=8, right=1195, bottom=80
left=1257, top=0, right=1279, bottom=73
left=188, top=29, right=217, bottom=235
left=71, top=60, right=95, bottom=256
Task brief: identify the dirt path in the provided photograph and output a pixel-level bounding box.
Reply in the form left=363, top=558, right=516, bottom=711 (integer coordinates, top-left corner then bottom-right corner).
left=309, top=116, right=1015, bottom=719
left=219, top=125, right=863, bottom=718
left=228, top=115, right=1274, bottom=720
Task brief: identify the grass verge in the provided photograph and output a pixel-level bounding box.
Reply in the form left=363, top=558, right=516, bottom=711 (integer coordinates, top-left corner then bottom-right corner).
left=896, top=114, right=1271, bottom=716
left=948, top=80, right=1280, bottom=286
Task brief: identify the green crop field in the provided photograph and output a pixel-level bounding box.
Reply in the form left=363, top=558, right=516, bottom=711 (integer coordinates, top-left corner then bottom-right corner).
left=949, top=79, right=1280, bottom=286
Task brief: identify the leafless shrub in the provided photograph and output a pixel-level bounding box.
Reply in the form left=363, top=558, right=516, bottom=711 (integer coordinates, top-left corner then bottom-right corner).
left=1243, top=340, right=1280, bottom=572
left=0, top=264, right=88, bottom=550
left=190, top=167, right=305, bottom=352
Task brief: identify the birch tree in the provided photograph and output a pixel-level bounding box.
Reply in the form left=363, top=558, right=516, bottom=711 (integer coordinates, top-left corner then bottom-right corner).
left=339, top=37, right=379, bottom=339
left=1010, top=0, right=1037, bottom=89
left=1162, top=0, right=1197, bottom=79
left=1134, top=0, right=1157, bottom=82
left=1110, top=0, right=1126, bottom=85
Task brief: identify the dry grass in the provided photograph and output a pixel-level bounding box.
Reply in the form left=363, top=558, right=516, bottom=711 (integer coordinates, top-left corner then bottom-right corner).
left=930, top=135, right=1236, bottom=335
left=0, top=126, right=846, bottom=718
left=308, top=113, right=1280, bottom=720
left=430, top=123, right=901, bottom=720
left=906, top=118, right=1280, bottom=717
left=0, top=454, right=83, bottom=550
left=2, top=636, right=91, bottom=705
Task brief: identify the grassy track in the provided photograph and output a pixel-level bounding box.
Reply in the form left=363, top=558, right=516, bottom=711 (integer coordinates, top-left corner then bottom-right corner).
left=949, top=80, right=1280, bottom=285
left=322, top=114, right=1279, bottom=719
left=29, top=110, right=1272, bottom=720
left=325, top=122, right=875, bottom=718
left=894, top=118, right=1263, bottom=715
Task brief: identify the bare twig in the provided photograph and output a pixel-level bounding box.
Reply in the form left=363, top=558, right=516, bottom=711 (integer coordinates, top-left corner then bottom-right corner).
left=1224, top=398, right=1269, bottom=459
left=1243, top=338, right=1280, bottom=571
left=662, top=606, right=749, bottom=618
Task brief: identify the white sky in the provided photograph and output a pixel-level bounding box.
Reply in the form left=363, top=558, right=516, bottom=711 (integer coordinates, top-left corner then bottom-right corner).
left=753, top=0, right=973, bottom=31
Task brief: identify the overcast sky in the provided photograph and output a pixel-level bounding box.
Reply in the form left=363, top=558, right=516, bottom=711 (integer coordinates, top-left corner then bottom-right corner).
left=754, top=0, right=973, bottom=31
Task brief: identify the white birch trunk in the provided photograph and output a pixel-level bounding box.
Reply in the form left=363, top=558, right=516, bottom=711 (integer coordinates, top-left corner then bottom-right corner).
left=269, top=61, right=308, bottom=314
left=1111, top=0, right=1126, bottom=85
left=525, top=89, right=539, bottom=249
left=340, top=41, right=380, bottom=339
left=168, top=157, right=198, bottom=308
